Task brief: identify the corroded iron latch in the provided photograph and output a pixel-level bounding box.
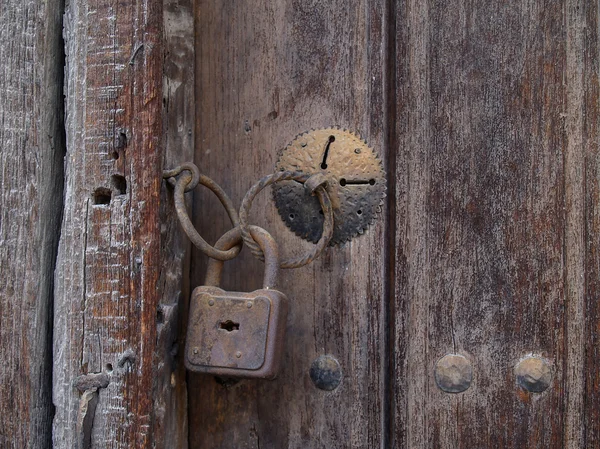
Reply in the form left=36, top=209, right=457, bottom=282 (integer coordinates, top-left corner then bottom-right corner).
left=163, top=128, right=385, bottom=380
left=273, top=128, right=386, bottom=244
left=184, top=226, right=288, bottom=380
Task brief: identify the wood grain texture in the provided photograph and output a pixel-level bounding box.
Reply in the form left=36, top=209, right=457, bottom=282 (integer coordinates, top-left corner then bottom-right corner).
left=391, top=0, right=598, bottom=448
left=564, top=1, right=587, bottom=446
left=52, top=0, right=186, bottom=446
left=0, top=0, right=64, bottom=447
left=157, top=0, right=197, bottom=445
left=579, top=0, right=600, bottom=447
left=189, top=0, right=389, bottom=447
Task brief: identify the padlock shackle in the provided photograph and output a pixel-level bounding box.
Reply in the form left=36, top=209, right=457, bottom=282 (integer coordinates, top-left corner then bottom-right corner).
left=204, top=225, right=280, bottom=289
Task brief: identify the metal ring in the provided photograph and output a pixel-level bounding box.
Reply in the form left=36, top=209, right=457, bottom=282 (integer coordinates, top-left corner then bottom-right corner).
left=164, top=163, right=242, bottom=261
left=204, top=225, right=280, bottom=289
left=163, top=162, right=201, bottom=192
left=239, top=171, right=334, bottom=269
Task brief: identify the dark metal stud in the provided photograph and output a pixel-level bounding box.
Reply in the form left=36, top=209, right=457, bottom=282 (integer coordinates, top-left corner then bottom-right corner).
left=310, top=355, right=342, bottom=391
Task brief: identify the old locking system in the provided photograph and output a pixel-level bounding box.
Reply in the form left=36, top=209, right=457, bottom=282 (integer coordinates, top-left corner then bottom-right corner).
left=163, top=128, right=385, bottom=379
left=273, top=128, right=386, bottom=244
left=185, top=226, right=288, bottom=379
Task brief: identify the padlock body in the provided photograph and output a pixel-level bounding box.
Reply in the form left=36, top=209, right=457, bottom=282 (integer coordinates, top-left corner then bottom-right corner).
left=185, top=285, right=288, bottom=379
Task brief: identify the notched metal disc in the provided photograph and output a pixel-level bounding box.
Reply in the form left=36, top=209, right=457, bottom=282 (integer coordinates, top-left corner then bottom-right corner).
left=273, top=128, right=386, bottom=245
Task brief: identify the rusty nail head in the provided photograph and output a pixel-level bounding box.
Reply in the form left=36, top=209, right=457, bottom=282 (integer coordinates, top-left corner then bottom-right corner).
left=515, top=356, right=552, bottom=393
left=434, top=354, right=473, bottom=393
left=208, top=299, right=215, bottom=306
left=310, top=355, right=343, bottom=391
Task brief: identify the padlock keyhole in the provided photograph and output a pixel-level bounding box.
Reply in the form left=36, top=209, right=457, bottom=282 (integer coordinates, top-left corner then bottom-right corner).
left=219, top=320, right=240, bottom=332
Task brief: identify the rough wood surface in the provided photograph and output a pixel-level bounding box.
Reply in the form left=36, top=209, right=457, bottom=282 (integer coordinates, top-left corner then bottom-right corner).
left=188, top=0, right=600, bottom=448
left=391, top=0, right=598, bottom=448
left=189, top=0, right=388, bottom=447
left=579, top=1, right=600, bottom=447
left=157, top=0, right=197, bottom=444
left=0, top=0, right=64, bottom=447
left=52, top=0, right=188, bottom=446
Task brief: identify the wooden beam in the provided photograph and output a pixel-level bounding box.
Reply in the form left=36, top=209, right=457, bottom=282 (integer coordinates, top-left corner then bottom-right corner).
left=53, top=0, right=188, bottom=446
left=0, top=0, right=64, bottom=446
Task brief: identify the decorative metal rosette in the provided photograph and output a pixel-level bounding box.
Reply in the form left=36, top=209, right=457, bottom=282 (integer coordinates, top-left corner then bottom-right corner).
left=272, top=128, right=386, bottom=245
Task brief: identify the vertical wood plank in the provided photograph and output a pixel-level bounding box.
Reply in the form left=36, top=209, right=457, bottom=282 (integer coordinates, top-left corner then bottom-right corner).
left=52, top=0, right=187, bottom=446
left=0, top=0, right=64, bottom=447
left=156, top=0, right=197, bottom=445
left=563, top=0, right=587, bottom=447
left=580, top=0, right=600, bottom=447
left=391, top=0, right=598, bottom=447
left=189, top=0, right=389, bottom=447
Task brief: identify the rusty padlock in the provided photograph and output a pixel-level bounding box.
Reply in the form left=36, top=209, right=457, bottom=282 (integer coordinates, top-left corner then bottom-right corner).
left=185, top=225, right=289, bottom=379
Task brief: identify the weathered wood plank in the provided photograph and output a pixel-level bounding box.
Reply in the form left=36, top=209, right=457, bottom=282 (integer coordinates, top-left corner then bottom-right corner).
left=156, top=0, right=197, bottom=444
left=563, top=1, right=589, bottom=447
left=52, top=0, right=187, bottom=446
left=189, top=0, right=389, bottom=447
left=392, top=0, right=597, bottom=447
left=0, top=0, right=64, bottom=447
left=580, top=0, right=600, bottom=447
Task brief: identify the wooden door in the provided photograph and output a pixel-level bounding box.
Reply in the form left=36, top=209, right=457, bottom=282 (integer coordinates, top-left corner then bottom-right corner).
left=1, top=0, right=599, bottom=447
left=187, top=0, right=600, bottom=448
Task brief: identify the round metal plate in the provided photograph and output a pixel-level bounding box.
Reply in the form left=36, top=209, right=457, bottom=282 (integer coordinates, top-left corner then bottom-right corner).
left=273, top=128, right=386, bottom=245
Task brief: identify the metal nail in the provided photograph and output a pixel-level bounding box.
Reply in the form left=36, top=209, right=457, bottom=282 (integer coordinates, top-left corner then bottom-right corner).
left=515, top=356, right=552, bottom=393
left=310, top=355, right=343, bottom=391
left=434, top=354, right=473, bottom=393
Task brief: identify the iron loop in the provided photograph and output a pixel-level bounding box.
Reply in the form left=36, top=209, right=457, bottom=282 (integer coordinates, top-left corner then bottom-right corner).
left=164, top=163, right=242, bottom=261
left=239, top=171, right=334, bottom=269
left=204, top=225, right=280, bottom=289
left=163, top=162, right=201, bottom=192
